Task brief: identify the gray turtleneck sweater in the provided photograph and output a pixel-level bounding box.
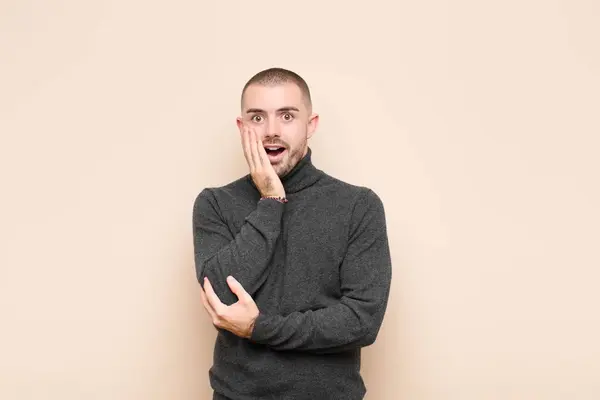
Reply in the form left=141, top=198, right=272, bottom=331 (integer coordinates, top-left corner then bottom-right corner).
left=192, top=148, right=392, bottom=400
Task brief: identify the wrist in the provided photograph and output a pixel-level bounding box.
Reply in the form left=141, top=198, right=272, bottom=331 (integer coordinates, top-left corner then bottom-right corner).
left=260, top=195, right=288, bottom=203
left=247, top=313, right=259, bottom=339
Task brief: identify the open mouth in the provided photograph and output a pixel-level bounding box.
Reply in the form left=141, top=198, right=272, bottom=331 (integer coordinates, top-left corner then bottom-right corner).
left=264, top=146, right=286, bottom=163
left=264, top=146, right=286, bottom=156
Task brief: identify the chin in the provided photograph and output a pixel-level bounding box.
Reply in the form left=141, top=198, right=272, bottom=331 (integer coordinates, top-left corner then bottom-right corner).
left=275, top=166, right=287, bottom=177
left=275, top=149, right=302, bottom=177
left=274, top=163, right=291, bottom=178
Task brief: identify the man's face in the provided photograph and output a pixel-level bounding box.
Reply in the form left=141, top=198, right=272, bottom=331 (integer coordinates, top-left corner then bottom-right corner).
left=237, top=82, right=318, bottom=177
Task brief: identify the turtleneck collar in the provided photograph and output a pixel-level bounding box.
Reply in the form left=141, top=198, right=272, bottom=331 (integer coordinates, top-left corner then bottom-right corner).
left=247, top=146, right=323, bottom=195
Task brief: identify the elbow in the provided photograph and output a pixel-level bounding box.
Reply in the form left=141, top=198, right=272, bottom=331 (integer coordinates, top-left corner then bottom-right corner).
left=359, top=327, right=380, bottom=348
left=344, top=299, right=388, bottom=349
left=366, top=327, right=383, bottom=346
left=358, top=312, right=386, bottom=348
left=195, top=261, right=236, bottom=306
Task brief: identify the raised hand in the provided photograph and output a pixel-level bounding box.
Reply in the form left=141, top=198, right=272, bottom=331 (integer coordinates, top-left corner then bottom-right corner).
left=240, top=123, right=286, bottom=199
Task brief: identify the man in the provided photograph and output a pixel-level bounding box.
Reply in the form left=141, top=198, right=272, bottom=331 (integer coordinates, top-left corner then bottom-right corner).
left=192, top=67, right=392, bottom=400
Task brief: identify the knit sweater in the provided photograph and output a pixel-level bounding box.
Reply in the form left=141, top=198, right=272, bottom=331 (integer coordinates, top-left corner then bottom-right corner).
left=192, top=147, right=392, bottom=400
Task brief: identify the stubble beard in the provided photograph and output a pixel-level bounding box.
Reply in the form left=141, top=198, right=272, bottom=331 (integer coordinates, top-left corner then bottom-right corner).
left=275, top=141, right=307, bottom=178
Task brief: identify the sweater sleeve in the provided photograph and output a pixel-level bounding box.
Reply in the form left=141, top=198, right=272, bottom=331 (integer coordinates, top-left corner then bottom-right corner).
left=248, top=189, right=392, bottom=353
left=192, top=188, right=284, bottom=305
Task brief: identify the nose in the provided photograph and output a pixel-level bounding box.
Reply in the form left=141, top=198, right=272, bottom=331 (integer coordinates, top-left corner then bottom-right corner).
left=264, top=117, right=281, bottom=138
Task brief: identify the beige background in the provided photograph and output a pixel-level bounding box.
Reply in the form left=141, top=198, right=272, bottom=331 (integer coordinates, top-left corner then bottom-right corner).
left=1, top=0, right=599, bottom=399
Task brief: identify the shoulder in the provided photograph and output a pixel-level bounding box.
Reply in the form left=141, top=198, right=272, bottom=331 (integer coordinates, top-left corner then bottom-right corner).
left=317, top=178, right=388, bottom=243
left=318, top=173, right=385, bottom=211
left=316, top=174, right=388, bottom=241
left=328, top=180, right=388, bottom=238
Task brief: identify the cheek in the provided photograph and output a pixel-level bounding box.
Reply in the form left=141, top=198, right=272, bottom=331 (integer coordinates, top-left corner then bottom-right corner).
left=251, top=124, right=267, bottom=138
left=282, top=125, right=305, bottom=145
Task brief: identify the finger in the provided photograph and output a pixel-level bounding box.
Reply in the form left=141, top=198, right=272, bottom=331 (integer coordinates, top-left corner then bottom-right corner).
left=203, top=278, right=225, bottom=316
left=201, top=289, right=221, bottom=330
left=241, top=124, right=255, bottom=171
left=200, top=287, right=217, bottom=319
left=256, top=132, right=270, bottom=168
left=226, top=275, right=253, bottom=303
left=249, top=127, right=261, bottom=170
left=254, top=129, right=271, bottom=169
left=251, top=126, right=270, bottom=169
left=240, top=123, right=251, bottom=166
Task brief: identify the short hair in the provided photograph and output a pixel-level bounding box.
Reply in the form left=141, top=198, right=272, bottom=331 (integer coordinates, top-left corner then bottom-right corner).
left=241, top=67, right=312, bottom=111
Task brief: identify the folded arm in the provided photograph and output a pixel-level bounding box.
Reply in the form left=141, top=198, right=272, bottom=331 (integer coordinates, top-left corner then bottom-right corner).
left=193, top=189, right=284, bottom=305
left=248, top=189, right=392, bottom=353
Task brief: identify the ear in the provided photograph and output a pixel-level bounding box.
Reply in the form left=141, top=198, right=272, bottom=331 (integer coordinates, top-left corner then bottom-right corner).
left=306, top=113, right=319, bottom=139
left=236, top=116, right=244, bottom=133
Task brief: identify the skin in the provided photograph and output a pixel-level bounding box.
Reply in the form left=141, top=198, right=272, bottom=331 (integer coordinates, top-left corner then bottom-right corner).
left=200, top=81, right=319, bottom=338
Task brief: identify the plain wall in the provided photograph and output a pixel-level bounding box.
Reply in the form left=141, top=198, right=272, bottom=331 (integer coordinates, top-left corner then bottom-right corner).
left=1, top=0, right=599, bottom=399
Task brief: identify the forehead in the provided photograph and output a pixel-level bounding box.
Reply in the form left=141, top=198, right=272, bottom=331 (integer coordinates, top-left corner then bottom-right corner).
left=242, top=82, right=307, bottom=112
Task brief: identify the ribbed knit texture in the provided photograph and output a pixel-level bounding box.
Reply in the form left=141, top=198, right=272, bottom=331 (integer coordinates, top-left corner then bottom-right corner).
left=192, top=147, right=392, bottom=400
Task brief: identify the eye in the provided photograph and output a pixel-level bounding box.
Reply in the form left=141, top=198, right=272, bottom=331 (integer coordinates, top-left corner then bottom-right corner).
left=282, top=113, right=294, bottom=121
left=251, top=115, right=263, bottom=123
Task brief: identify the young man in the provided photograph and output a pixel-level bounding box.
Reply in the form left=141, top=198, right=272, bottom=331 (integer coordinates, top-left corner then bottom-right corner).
left=192, top=67, right=392, bottom=400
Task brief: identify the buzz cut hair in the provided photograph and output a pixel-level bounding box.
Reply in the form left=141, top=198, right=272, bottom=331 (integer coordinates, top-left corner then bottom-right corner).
left=240, top=67, right=312, bottom=111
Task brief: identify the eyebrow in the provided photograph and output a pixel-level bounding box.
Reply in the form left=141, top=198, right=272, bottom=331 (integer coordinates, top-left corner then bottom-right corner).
left=246, top=107, right=300, bottom=114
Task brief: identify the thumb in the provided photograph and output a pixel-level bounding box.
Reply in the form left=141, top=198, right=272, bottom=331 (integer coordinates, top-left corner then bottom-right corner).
left=226, top=276, right=252, bottom=302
